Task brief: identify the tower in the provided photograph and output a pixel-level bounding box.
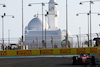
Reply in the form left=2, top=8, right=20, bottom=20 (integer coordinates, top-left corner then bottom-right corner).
left=47, top=0, right=58, bottom=30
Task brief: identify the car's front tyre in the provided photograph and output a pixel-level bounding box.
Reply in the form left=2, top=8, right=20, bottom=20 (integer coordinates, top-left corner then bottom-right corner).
left=91, top=56, right=95, bottom=65
left=72, top=56, right=77, bottom=65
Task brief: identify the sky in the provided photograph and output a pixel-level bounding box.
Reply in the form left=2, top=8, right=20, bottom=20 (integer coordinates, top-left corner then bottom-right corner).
left=0, top=0, right=100, bottom=39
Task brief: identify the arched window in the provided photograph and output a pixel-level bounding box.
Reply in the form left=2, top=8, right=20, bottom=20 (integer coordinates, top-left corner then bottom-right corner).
left=51, top=7, right=54, bottom=11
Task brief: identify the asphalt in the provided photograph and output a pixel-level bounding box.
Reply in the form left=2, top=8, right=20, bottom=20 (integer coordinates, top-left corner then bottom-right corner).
left=0, top=57, right=99, bottom=67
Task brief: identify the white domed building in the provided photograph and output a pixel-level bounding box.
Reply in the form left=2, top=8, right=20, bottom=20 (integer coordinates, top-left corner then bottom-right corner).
left=27, top=17, right=48, bottom=31
left=24, top=0, right=73, bottom=49
left=28, top=17, right=42, bottom=30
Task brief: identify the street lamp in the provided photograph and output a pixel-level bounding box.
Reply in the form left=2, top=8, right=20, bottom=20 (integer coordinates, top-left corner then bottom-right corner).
left=3, top=4, right=6, bottom=7
left=33, top=13, right=47, bottom=49
left=45, top=13, right=47, bottom=48
left=28, top=3, right=45, bottom=48
left=0, top=4, right=6, bottom=49
left=76, top=12, right=100, bottom=47
left=76, top=35, right=79, bottom=48
left=1, top=13, right=14, bottom=50
left=51, top=36, right=53, bottom=48
left=79, top=27, right=81, bottom=47
left=86, top=34, right=89, bottom=47
left=21, top=0, right=24, bottom=47
left=0, top=4, right=6, bottom=7
left=66, top=0, right=69, bottom=48
left=79, top=0, right=100, bottom=47
left=8, top=30, right=10, bottom=45
left=76, top=13, right=90, bottom=47
left=35, top=37, right=38, bottom=49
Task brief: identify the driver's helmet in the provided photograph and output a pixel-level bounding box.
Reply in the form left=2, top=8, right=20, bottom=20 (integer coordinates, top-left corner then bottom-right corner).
left=83, top=54, right=86, bottom=56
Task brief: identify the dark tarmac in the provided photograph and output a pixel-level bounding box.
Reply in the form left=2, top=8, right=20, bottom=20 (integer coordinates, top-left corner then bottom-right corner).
left=0, top=57, right=98, bottom=67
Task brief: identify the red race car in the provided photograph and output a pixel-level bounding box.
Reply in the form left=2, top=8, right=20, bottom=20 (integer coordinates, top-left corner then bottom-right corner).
left=72, top=53, right=95, bottom=65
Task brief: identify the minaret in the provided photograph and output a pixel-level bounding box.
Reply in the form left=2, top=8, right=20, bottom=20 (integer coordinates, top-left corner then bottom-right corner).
left=47, top=0, right=58, bottom=30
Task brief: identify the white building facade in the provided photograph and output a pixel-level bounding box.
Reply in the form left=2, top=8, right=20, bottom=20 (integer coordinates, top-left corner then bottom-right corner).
left=24, top=0, right=73, bottom=49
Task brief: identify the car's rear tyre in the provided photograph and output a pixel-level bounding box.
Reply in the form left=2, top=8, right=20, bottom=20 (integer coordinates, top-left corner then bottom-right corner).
left=91, top=56, right=95, bottom=65
left=72, top=56, right=77, bottom=65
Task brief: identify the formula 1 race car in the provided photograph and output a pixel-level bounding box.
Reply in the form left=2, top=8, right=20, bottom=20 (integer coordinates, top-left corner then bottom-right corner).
left=72, top=53, right=95, bottom=65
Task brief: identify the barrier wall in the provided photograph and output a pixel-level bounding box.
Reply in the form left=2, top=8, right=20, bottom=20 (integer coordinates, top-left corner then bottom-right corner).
left=0, top=47, right=100, bottom=57
left=98, top=48, right=100, bottom=59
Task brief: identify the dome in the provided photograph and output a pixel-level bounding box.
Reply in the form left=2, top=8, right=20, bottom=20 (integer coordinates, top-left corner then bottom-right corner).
left=28, top=17, right=48, bottom=30
left=28, top=17, right=42, bottom=30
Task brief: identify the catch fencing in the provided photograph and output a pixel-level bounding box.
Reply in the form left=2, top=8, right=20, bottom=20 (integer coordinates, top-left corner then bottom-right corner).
left=0, top=33, right=99, bottom=50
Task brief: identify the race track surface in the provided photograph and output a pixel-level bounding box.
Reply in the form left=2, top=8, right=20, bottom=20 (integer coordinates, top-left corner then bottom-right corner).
left=0, top=57, right=98, bottom=67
